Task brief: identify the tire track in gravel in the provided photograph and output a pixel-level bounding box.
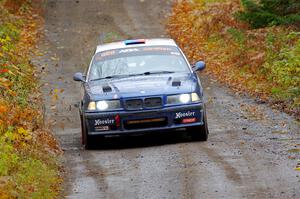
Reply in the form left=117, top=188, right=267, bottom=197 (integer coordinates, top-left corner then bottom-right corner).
left=200, top=76, right=300, bottom=198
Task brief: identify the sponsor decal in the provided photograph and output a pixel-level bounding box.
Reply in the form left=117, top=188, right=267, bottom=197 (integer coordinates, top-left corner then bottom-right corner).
left=170, top=52, right=180, bottom=56
left=119, top=48, right=139, bottom=53
left=182, top=118, right=197, bottom=124
left=142, top=47, right=172, bottom=52
left=101, top=50, right=116, bottom=57
left=95, top=126, right=110, bottom=131
left=95, top=50, right=116, bottom=61
left=94, top=46, right=181, bottom=63
left=94, top=118, right=115, bottom=126
left=175, top=111, right=195, bottom=119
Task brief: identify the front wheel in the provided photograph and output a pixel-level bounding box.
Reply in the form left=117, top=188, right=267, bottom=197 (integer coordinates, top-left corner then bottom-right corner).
left=80, top=114, right=93, bottom=149
left=187, top=106, right=209, bottom=141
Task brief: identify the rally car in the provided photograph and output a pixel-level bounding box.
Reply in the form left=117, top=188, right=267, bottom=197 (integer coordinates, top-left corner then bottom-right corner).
left=73, top=38, right=209, bottom=149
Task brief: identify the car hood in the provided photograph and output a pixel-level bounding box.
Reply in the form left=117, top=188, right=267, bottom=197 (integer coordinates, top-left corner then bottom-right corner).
left=86, top=73, right=197, bottom=99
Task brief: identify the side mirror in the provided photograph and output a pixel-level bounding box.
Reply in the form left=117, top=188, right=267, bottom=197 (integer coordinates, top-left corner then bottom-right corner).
left=73, top=72, right=85, bottom=82
left=192, top=61, right=206, bottom=72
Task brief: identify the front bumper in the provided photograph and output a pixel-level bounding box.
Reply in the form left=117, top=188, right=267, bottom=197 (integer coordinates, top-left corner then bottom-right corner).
left=83, top=103, right=204, bottom=136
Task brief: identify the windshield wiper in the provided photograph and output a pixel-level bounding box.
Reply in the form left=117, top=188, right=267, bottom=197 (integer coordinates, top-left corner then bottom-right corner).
left=127, top=71, right=175, bottom=77
left=143, top=71, right=175, bottom=75
left=90, top=75, right=129, bottom=81
left=90, top=71, right=175, bottom=81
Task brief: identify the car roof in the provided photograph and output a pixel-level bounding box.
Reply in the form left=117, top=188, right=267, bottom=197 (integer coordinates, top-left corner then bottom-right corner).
left=95, top=38, right=178, bottom=54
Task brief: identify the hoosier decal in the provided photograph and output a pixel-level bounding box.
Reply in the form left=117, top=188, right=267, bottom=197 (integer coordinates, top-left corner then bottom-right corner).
left=175, top=111, right=195, bottom=119
left=94, top=118, right=115, bottom=126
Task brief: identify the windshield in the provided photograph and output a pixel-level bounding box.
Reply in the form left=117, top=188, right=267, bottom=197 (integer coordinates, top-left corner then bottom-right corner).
left=88, top=46, right=190, bottom=81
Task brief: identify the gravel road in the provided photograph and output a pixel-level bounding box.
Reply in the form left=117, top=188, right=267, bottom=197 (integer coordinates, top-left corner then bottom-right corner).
left=34, top=0, right=300, bottom=198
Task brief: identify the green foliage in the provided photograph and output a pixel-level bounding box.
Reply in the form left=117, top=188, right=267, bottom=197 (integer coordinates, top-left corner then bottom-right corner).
left=263, top=32, right=300, bottom=101
left=0, top=138, right=19, bottom=176
left=0, top=134, right=60, bottom=199
left=237, top=0, right=300, bottom=28
left=16, top=158, right=59, bottom=199
left=0, top=11, right=36, bottom=106
left=0, top=22, right=20, bottom=55
left=227, top=27, right=246, bottom=46
left=0, top=22, right=20, bottom=40
left=0, top=2, right=61, bottom=198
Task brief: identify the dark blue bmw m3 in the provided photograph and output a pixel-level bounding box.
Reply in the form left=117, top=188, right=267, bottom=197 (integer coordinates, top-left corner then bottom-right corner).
left=73, top=38, right=209, bottom=149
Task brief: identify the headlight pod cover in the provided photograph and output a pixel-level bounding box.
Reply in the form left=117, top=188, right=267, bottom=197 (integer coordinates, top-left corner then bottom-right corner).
left=87, top=100, right=120, bottom=111
left=167, top=93, right=201, bottom=104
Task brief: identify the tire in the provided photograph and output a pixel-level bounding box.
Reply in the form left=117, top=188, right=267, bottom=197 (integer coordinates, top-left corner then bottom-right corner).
left=84, top=133, right=93, bottom=150
left=80, top=114, right=93, bottom=150
left=187, top=106, right=209, bottom=141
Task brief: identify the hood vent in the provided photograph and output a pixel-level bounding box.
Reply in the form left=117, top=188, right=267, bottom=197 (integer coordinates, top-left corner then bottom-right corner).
left=172, top=80, right=181, bottom=87
left=102, top=85, right=112, bottom=93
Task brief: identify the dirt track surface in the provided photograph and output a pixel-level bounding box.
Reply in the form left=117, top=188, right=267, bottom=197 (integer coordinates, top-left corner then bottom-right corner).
left=34, top=0, right=300, bottom=198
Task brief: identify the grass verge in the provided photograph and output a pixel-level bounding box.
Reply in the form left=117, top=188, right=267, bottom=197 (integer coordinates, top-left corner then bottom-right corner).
left=0, top=0, right=62, bottom=198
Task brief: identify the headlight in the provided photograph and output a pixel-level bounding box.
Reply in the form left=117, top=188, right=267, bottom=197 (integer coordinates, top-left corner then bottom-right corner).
left=96, top=101, right=109, bottom=110
left=88, top=100, right=120, bottom=111
left=179, top=94, right=191, bottom=103
left=167, top=93, right=200, bottom=105
left=88, top=101, right=96, bottom=110
left=191, top=93, right=200, bottom=102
